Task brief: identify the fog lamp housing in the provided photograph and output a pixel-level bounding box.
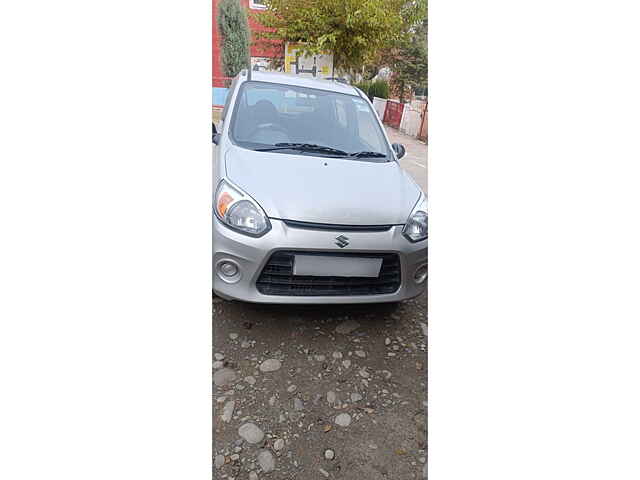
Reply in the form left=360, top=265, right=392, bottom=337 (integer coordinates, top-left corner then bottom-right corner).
left=414, top=264, right=428, bottom=284
left=216, top=260, right=241, bottom=283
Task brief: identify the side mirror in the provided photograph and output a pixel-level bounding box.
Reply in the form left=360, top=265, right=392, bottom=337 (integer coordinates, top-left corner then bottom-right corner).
left=212, top=123, right=220, bottom=144
left=392, top=143, right=406, bottom=159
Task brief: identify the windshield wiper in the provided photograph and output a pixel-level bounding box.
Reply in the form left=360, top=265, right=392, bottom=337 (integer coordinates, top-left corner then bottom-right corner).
left=348, top=151, right=387, bottom=158
left=255, top=143, right=349, bottom=156
left=254, top=144, right=387, bottom=159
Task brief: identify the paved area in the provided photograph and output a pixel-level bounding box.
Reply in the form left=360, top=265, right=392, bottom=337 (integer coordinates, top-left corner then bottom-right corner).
left=385, top=126, right=428, bottom=193
left=213, top=128, right=428, bottom=480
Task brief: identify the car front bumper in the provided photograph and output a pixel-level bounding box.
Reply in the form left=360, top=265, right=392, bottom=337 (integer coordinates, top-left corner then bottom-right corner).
left=213, top=217, right=427, bottom=304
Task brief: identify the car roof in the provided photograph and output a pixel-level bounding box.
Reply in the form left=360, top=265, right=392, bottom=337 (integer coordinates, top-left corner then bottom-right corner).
left=238, top=71, right=360, bottom=96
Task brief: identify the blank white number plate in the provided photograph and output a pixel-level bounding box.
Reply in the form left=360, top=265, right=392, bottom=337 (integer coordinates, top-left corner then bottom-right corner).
left=293, top=255, right=382, bottom=278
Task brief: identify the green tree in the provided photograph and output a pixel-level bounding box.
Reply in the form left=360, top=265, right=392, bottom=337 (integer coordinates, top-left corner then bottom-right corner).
left=218, top=0, right=250, bottom=77
left=379, top=14, right=427, bottom=102
left=253, top=0, right=418, bottom=72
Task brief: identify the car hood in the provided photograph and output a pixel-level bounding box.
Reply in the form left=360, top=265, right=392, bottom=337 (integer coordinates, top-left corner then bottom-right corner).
left=224, top=146, right=421, bottom=225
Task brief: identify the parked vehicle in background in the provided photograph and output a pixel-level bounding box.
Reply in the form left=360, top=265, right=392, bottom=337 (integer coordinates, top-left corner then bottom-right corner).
left=213, top=71, right=427, bottom=304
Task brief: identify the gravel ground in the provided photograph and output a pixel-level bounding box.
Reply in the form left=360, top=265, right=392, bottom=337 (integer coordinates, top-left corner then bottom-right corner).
left=213, top=293, right=427, bottom=479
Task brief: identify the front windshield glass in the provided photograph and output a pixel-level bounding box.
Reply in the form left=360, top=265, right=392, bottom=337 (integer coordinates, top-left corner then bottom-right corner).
left=229, top=81, right=391, bottom=161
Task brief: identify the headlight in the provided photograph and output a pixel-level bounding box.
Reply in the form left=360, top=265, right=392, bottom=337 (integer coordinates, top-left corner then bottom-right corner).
left=214, top=180, right=271, bottom=237
left=403, top=194, right=428, bottom=242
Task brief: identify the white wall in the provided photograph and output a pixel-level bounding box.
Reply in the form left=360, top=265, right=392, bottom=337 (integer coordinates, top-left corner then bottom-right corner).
left=372, top=97, right=387, bottom=120
left=400, top=104, right=424, bottom=137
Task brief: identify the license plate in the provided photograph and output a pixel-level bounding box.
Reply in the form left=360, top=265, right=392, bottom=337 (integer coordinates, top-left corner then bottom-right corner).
left=293, top=255, right=383, bottom=278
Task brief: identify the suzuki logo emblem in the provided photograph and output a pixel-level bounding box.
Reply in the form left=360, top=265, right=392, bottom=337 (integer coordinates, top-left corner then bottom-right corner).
left=335, top=235, right=349, bottom=248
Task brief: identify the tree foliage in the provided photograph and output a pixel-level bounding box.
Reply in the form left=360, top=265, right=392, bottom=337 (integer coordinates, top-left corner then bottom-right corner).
left=218, top=0, right=250, bottom=77
left=354, top=79, right=390, bottom=101
left=253, top=0, right=421, bottom=71
left=377, top=12, right=427, bottom=101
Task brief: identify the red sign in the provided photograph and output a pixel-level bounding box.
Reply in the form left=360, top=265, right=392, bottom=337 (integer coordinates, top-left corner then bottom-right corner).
left=383, top=100, right=404, bottom=129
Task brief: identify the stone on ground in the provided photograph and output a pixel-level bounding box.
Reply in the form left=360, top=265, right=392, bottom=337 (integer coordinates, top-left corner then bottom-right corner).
left=335, top=319, right=360, bottom=334
left=335, top=413, right=351, bottom=427
left=259, top=359, right=282, bottom=372
left=238, top=423, right=265, bottom=444
left=257, top=449, right=276, bottom=472
left=214, top=368, right=236, bottom=387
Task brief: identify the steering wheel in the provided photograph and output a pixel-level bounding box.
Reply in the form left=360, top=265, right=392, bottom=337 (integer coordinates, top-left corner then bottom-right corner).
left=246, top=122, right=289, bottom=140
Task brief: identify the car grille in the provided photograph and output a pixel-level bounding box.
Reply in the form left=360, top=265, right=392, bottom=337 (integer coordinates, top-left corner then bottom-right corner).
left=256, top=251, right=401, bottom=296
left=282, top=219, right=394, bottom=232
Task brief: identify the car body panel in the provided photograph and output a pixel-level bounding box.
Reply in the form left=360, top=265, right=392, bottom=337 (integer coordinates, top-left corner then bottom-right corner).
left=224, top=145, right=421, bottom=225
left=213, top=218, right=427, bottom=304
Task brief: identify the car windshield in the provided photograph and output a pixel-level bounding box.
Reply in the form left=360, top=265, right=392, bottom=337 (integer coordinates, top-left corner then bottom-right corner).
left=229, top=81, right=392, bottom=161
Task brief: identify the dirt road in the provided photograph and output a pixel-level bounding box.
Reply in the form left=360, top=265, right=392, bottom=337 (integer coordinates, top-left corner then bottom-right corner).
left=214, top=294, right=427, bottom=479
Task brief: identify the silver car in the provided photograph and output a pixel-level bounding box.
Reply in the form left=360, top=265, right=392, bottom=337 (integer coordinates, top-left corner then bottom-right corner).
left=213, top=71, right=427, bottom=304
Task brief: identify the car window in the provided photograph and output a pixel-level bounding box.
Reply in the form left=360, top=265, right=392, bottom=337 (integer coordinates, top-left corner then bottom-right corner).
left=354, top=98, right=386, bottom=152
left=335, top=99, right=348, bottom=128
left=246, top=87, right=284, bottom=108
left=283, top=91, right=318, bottom=113
left=229, top=81, right=391, bottom=161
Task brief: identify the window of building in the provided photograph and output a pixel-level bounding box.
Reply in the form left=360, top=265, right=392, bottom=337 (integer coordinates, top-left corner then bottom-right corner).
left=249, top=0, right=266, bottom=10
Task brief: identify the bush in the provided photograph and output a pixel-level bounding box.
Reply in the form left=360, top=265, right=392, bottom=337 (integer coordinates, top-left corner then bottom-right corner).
left=354, top=80, right=371, bottom=98
left=369, top=80, right=389, bottom=100
left=354, top=79, right=388, bottom=101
